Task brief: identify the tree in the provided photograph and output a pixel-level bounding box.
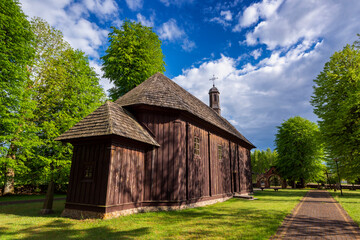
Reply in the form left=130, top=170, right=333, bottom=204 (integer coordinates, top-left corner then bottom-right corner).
left=311, top=39, right=360, bottom=179
left=27, top=18, right=106, bottom=213
left=251, top=148, right=277, bottom=182
left=275, top=116, right=324, bottom=188
left=101, top=20, right=165, bottom=100
left=0, top=0, right=35, bottom=194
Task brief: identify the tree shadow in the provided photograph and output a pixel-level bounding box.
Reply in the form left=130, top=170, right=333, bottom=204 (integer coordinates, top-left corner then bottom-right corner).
left=0, top=219, right=149, bottom=240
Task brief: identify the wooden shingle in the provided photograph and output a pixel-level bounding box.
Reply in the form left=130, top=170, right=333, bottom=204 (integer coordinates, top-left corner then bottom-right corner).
left=116, top=73, right=254, bottom=147
left=55, top=101, right=159, bottom=146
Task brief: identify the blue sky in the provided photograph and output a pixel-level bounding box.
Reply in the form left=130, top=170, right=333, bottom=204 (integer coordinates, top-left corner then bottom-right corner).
left=19, top=0, right=360, bottom=150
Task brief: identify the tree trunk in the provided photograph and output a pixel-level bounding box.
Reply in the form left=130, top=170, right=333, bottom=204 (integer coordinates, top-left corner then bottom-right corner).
left=40, top=180, right=55, bottom=214
left=3, top=168, right=15, bottom=195
left=300, top=178, right=305, bottom=188
left=3, top=145, right=16, bottom=195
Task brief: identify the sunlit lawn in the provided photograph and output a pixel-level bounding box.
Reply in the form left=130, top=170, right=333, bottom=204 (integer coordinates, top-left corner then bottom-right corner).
left=329, top=189, right=360, bottom=227
left=0, top=189, right=307, bottom=240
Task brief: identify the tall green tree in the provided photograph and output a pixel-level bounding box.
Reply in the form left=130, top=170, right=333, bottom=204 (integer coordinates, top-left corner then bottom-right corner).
left=251, top=148, right=278, bottom=173
left=251, top=148, right=277, bottom=182
left=101, top=20, right=165, bottom=100
left=0, top=0, right=35, bottom=194
left=275, top=116, right=324, bottom=187
left=27, top=18, right=106, bottom=212
left=311, top=38, right=360, bottom=179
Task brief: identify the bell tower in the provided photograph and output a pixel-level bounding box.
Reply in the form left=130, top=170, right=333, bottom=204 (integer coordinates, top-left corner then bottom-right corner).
left=209, top=75, right=221, bottom=115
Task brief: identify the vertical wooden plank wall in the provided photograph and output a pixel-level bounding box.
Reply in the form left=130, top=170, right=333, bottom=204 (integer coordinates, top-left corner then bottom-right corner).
left=187, top=123, right=209, bottom=199
left=67, top=142, right=110, bottom=206
left=138, top=111, right=185, bottom=201
left=134, top=110, right=252, bottom=203
left=106, top=145, right=145, bottom=206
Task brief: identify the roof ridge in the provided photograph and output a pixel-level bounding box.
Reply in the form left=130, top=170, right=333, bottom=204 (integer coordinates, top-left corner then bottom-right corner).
left=106, top=101, right=114, bottom=135
left=114, top=73, right=254, bottom=148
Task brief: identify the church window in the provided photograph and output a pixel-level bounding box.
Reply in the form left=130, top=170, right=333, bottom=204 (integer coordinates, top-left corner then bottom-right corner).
left=214, top=94, right=217, bottom=102
left=218, top=145, right=222, bottom=160
left=194, top=137, right=200, bottom=155
left=84, top=164, right=94, bottom=179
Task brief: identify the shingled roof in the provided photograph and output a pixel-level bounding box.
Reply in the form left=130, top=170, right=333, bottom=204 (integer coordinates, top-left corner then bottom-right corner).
left=55, top=101, right=159, bottom=146
left=116, top=73, right=254, bottom=148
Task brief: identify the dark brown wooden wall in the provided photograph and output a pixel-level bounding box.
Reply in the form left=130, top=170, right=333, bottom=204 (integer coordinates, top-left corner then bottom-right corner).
left=66, top=108, right=253, bottom=211
left=66, top=142, right=111, bottom=206
left=137, top=111, right=187, bottom=201
left=209, top=133, right=231, bottom=196
left=106, top=145, right=145, bottom=206
left=187, top=123, right=210, bottom=199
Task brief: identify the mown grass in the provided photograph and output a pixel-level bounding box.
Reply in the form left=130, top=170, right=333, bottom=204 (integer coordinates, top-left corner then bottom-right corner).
left=0, top=189, right=307, bottom=240
left=0, top=194, right=66, bottom=202
left=329, top=189, right=360, bottom=226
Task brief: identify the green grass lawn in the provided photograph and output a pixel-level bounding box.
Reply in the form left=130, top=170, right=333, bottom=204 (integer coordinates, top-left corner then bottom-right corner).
left=0, top=189, right=307, bottom=240
left=0, top=194, right=66, bottom=202
left=329, top=189, right=360, bottom=227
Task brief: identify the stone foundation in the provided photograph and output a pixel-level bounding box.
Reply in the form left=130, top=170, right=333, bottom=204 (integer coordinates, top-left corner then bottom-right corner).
left=61, top=196, right=232, bottom=220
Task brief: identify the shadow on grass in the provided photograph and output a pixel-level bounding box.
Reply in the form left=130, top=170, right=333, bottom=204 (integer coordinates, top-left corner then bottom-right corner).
left=0, top=190, right=308, bottom=239
left=0, top=219, right=150, bottom=240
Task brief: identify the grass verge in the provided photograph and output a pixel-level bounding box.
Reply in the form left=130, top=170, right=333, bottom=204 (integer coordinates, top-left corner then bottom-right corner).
left=329, top=189, right=360, bottom=227
left=0, top=189, right=307, bottom=240
left=0, top=194, right=66, bottom=202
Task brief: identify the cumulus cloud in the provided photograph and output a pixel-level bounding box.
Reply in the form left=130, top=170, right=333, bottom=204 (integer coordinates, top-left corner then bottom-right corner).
left=210, top=10, right=233, bottom=27
left=158, top=19, right=185, bottom=41
left=158, top=19, right=196, bottom=51
left=125, top=0, right=143, bottom=11
left=20, top=0, right=116, bottom=92
left=250, top=48, right=262, bottom=60
left=20, top=0, right=115, bottom=58
left=173, top=0, right=360, bottom=149
left=233, top=0, right=283, bottom=31
left=136, top=13, right=155, bottom=27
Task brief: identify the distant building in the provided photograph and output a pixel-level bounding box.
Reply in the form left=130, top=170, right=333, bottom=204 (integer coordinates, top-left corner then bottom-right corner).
left=56, top=73, right=255, bottom=219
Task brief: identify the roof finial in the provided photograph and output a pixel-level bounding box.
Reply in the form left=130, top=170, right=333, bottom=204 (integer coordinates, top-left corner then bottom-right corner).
left=209, top=74, right=218, bottom=87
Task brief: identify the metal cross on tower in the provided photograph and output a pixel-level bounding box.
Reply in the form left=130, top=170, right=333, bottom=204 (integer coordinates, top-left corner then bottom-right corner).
left=209, top=75, right=218, bottom=87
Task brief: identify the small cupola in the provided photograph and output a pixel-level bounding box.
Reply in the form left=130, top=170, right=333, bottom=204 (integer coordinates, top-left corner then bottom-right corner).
left=209, top=75, right=221, bottom=115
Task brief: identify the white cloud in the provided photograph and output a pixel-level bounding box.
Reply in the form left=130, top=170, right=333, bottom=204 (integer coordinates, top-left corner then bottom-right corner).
left=158, top=19, right=185, bottom=41
left=233, top=0, right=283, bottom=31
left=173, top=46, right=322, bottom=148
left=210, top=10, right=233, bottom=27
left=182, top=38, right=196, bottom=52
left=158, top=19, right=196, bottom=51
left=173, top=0, right=360, bottom=149
left=136, top=13, right=155, bottom=27
left=125, top=0, right=143, bottom=11
left=20, top=0, right=114, bottom=59
left=221, top=10, right=232, bottom=21
left=89, top=60, right=114, bottom=93
left=159, top=0, right=194, bottom=7
left=241, top=0, right=360, bottom=51
left=83, top=0, right=118, bottom=17
left=250, top=48, right=262, bottom=60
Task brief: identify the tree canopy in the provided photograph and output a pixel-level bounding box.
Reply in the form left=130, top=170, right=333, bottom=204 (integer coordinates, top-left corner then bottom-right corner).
left=0, top=0, right=36, bottom=194
left=251, top=148, right=277, bottom=174
left=275, top=116, right=324, bottom=186
left=28, top=18, right=106, bottom=187
left=0, top=15, right=106, bottom=196
left=101, top=20, right=165, bottom=100
left=311, top=38, right=360, bottom=179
